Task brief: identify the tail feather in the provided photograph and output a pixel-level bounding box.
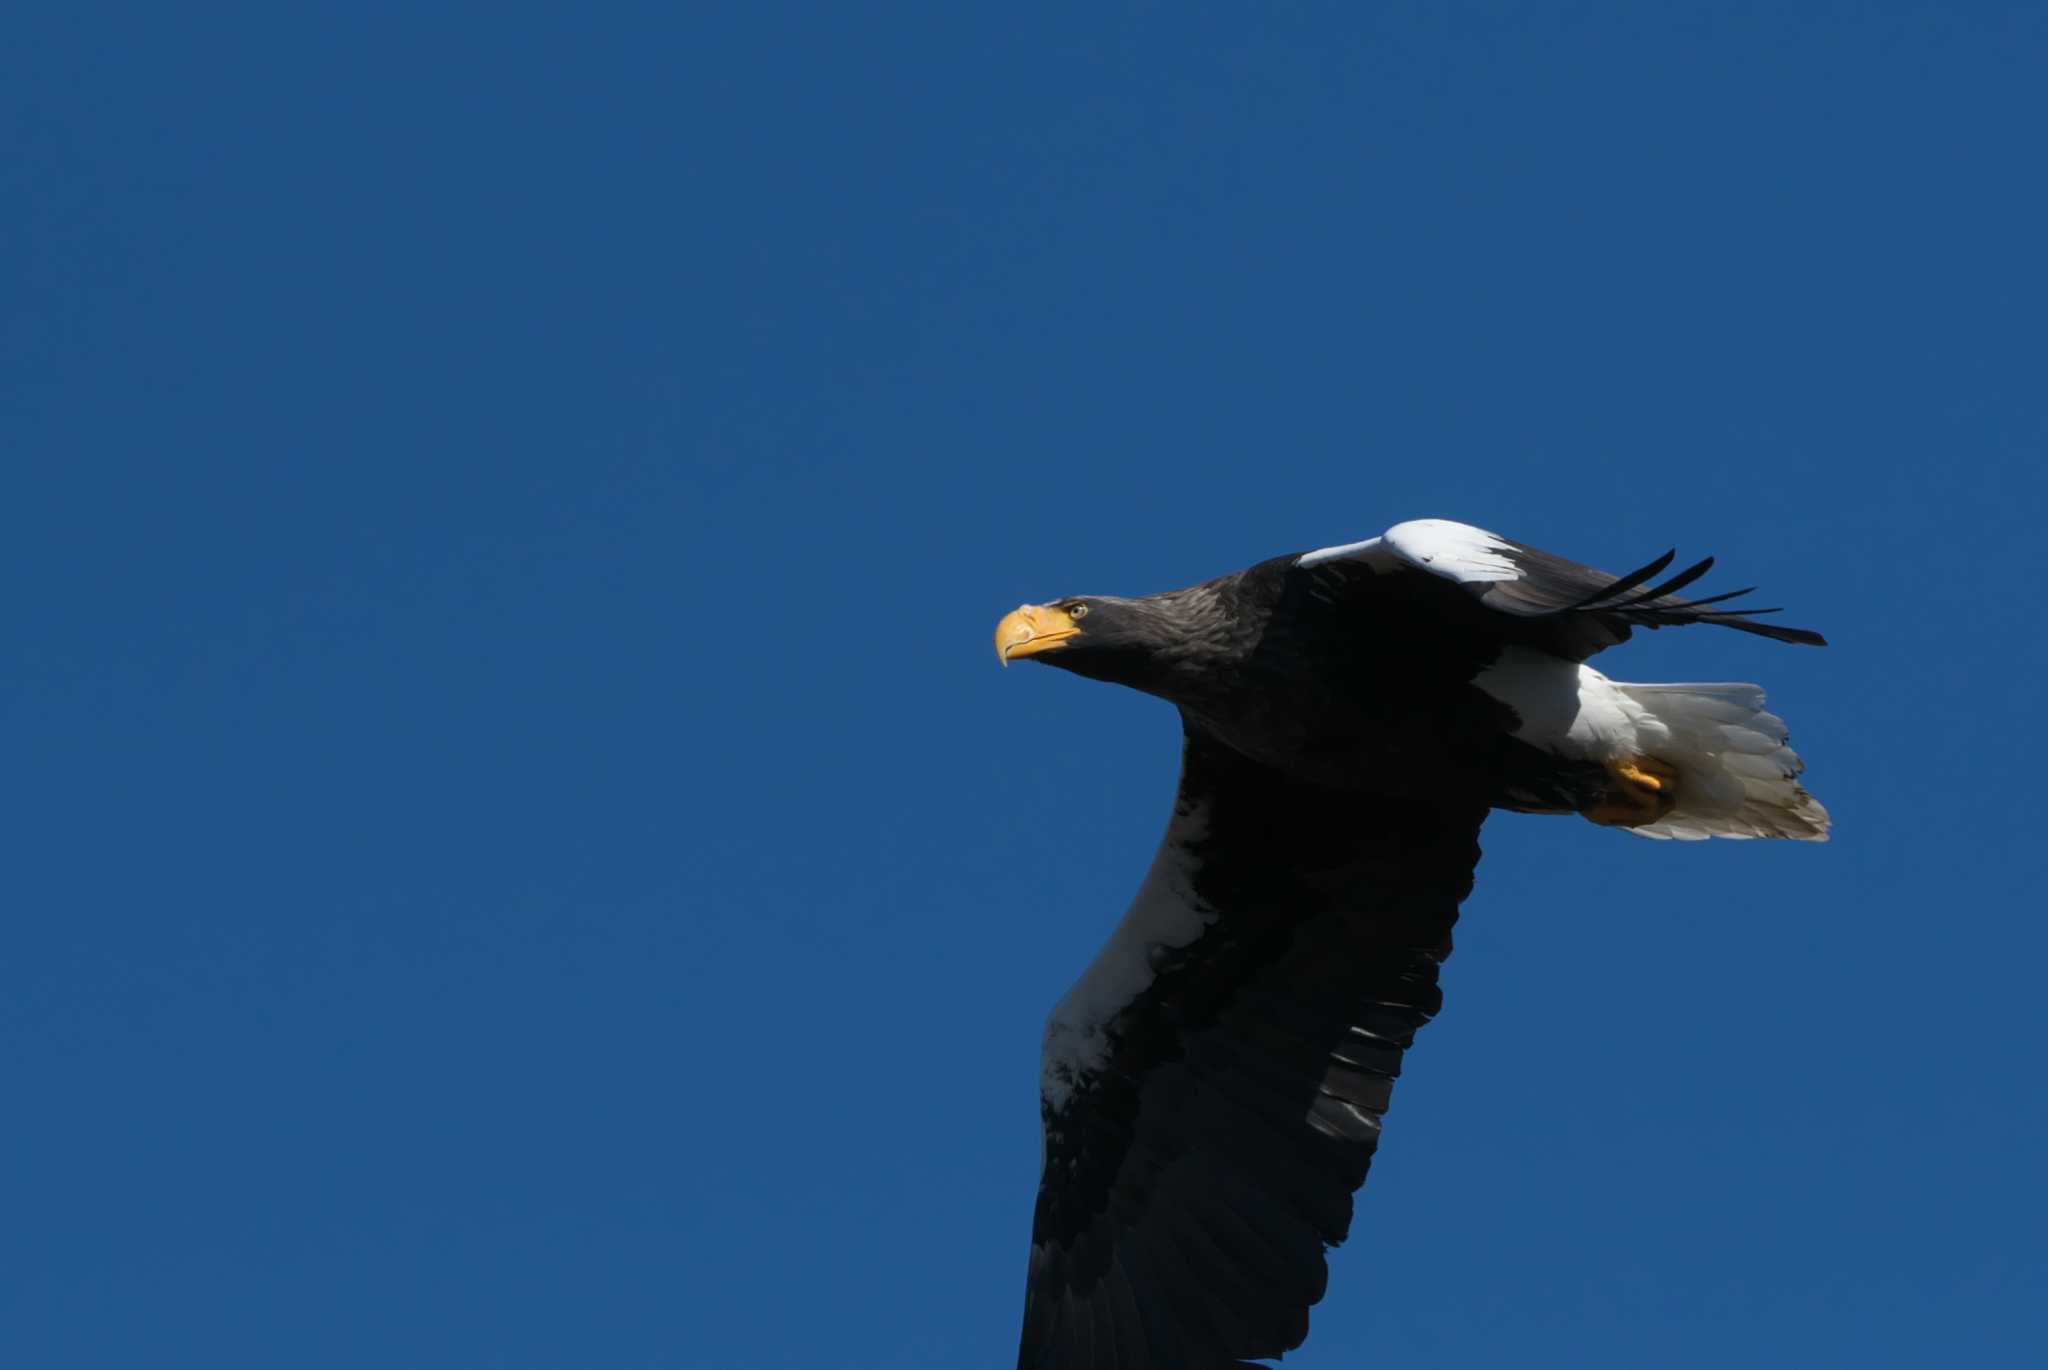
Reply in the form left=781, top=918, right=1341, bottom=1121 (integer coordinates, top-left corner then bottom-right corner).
left=1614, top=681, right=1830, bottom=842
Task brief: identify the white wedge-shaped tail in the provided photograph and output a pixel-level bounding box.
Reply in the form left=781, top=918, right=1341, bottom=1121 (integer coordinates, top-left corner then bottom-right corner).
left=1474, top=648, right=1831, bottom=842
left=1607, top=680, right=1829, bottom=840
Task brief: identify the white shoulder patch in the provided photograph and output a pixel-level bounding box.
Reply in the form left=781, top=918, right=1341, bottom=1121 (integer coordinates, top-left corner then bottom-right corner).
left=1297, top=519, right=1522, bottom=584
left=1040, top=798, right=1217, bottom=1111
left=1381, top=519, right=1520, bottom=583
left=1295, top=535, right=1388, bottom=569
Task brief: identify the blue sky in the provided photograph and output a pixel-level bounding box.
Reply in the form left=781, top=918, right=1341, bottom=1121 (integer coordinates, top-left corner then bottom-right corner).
left=6, top=3, right=2045, bottom=1367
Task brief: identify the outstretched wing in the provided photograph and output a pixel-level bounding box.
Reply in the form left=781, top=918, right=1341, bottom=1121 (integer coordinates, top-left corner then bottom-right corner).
left=1298, top=518, right=1825, bottom=660
left=1019, top=732, right=1487, bottom=1370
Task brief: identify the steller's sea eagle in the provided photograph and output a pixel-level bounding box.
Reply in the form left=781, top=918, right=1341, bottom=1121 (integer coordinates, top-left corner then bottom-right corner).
left=993, top=518, right=1827, bottom=1369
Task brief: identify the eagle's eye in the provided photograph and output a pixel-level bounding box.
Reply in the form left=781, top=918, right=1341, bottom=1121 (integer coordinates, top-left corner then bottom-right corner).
left=1068, top=603, right=1089, bottom=619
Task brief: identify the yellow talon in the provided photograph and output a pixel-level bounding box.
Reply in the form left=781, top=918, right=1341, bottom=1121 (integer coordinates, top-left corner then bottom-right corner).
left=1583, top=756, right=1681, bottom=828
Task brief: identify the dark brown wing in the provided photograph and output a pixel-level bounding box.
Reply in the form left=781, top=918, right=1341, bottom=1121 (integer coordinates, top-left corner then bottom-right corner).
left=1298, top=519, right=1826, bottom=661
left=1019, top=732, right=1487, bottom=1369
left=1468, top=535, right=1826, bottom=651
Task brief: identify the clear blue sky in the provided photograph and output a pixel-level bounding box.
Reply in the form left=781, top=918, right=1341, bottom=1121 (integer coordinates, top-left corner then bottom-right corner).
left=6, top=4, right=2044, bottom=1367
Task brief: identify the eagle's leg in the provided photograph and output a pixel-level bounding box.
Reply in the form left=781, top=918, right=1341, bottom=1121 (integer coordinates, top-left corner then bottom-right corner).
left=1582, top=756, right=1680, bottom=828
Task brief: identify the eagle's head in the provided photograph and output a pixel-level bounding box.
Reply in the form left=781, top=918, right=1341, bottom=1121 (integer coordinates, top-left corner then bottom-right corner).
left=993, top=585, right=1255, bottom=701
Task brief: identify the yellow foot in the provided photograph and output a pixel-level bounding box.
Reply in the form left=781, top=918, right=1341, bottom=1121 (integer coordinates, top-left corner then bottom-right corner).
left=1582, top=756, right=1681, bottom=828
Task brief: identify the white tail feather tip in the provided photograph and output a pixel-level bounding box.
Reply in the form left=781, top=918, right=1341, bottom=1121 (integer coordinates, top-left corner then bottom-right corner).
left=1617, top=682, right=1831, bottom=842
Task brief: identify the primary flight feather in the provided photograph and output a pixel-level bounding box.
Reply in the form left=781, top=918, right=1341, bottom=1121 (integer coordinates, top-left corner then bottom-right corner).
left=994, top=518, right=1827, bottom=1369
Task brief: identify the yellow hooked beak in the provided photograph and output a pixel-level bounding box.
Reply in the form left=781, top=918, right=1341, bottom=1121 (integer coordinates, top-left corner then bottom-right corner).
left=995, top=603, right=1083, bottom=666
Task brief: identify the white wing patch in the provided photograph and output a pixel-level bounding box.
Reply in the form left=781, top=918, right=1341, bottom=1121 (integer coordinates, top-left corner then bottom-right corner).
left=1382, top=519, right=1520, bottom=582
left=1295, top=535, right=1386, bottom=569
left=1040, top=798, right=1217, bottom=1111
left=1297, top=519, right=1522, bottom=584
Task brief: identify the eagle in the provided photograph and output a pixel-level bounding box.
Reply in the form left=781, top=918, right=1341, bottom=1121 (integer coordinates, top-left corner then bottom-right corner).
left=993, top=518, right=1827, bottom=1370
